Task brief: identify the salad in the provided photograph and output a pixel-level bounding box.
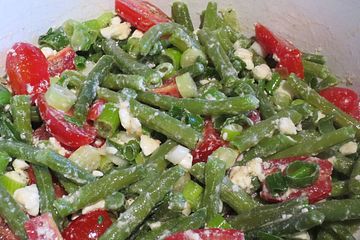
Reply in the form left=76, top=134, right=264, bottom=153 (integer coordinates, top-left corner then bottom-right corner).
left=1, top=0, right=360, bottom=239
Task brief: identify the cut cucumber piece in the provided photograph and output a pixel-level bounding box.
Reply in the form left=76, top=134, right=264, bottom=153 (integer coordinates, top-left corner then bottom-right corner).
left=44, top=84, right=77, bottom=112
left=175, top=72, right=198, bottom=98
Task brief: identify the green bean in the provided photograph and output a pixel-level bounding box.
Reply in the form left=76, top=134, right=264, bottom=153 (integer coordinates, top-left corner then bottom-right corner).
left=242, top=134, right=297, bottom=163
left=190, top=162, right=259, bottom=213
left=326, top=223, right=356, bottom=240
left=268, top=126, right=356, bottom=159
left=245, top=209, right=324, bottom=238
left=10, top=95, right=32, bottom=143
left=302, top=52, right=326, bottom=65
left=0, top=140, right=94, bottom=184
left=101, top=73, right=146, bottom=91
left=317, top=74, right=339, bottom=91
left=139, top=23, right=200, bottom=56
left=33, top=165, right=62, bottom=226
left=331, top=153, right=355, bottom=175
left=128, top=140, right=177, bottom=194
left=102, top=39, right=161, bottom=85
left=73, top=55, right=114, bottom=123
left=175, top=62, right=206, bottom=78
left=215, top=28, right=234, bottom=56
left=317, top=229, right=338, bottom=240
left=99, top=166, right=185, bottom=240
left=54, top=165, right=143, bottom=217
left=229, top=197, right=309, bottom=231
left=287, top=74, right=360, bottom=137
left=202, top=2, right=220, bottom=30
left=57, top=175, right=80, bottom=194
left=137, top=91, right=259, bottom=116
left=130, top=99, right=201, bottom=149
left=105, top=192, right=125, bottom=211
left=303, top=60, right=330, bottom=79
left=95, top=103, right=120, bottom=138
left=315, top=199, right=360, bottom=222
left=197, top=29, right=238, bottom=88
left=0, top=114, right=21, bottom=141
left=331, top=180, right=349, bottom=198
left=201, top=158, right=226, bottom=222
left=231, top=109, right=304, bottom=153
left=172, top=2, right=194, bottom=31
left=349, top=157, right=360, bottom=195
left=97, top=87, right=122, bottom=103
left=0, top=183, right=29, bottom=240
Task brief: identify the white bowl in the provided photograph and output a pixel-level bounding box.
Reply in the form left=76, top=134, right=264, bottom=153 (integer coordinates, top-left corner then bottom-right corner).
left=0, top=0, right=359, bottom=91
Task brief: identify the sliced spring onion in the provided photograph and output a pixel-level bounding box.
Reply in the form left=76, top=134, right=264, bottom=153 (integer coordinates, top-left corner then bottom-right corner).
left=164, top=48, right=182, bottom=70
left=69, top=145, right=102, bottom=171
left=155, top=62, right=174, bottom=79
left=265, top=72, right=281, bottom=95
left=221, top=124, right=243, bottom=141
left=207, top=214, right=232, bottom=229
left=285, top=161, right=320, bottom=188
left=175, top=72, right=198, bottom=98
left=265, top=172, right=288, bottom=195
left=209, top=147, right=239, bottom=169
left=74, top=55, right=87, bottom=70
left=105, top=192, right=125, bottom=211
left=180, top=48, right=207, bottom=68
left=44, top=84, right=77, bottom=112
left=95, top=103, right=120, bottom=138
left=182, top=180, right=204, bottom=210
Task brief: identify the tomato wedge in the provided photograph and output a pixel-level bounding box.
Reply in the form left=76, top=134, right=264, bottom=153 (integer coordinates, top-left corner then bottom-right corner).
left=48, top=47, right=76, bottom=77
left=260, top=156, right=333, bottom=204
left=319, top=87, right=359, bottom=114
left=62, top=210, right=112, bottom=240
left=153, top=77, right=182, bottom=98
left=192, top=120, right=228, bottom=164
left=6, top=42, right=50, bottom=101
left=255, top=23, right=304, bottom=78
left=115, top=0, right=171, bottom=32
left=25, top=213, right=63, bottom=240
left=37, top=96, right=96, bottom=148
left=165, top=228, right=245, bottom=240
left=87, top=99, right=107, bottom=121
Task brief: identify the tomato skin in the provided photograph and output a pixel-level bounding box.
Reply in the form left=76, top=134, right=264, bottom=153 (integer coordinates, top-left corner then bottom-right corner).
left=319, top=87, right=359, bottom=114
left=255, top=23, right=304, bottom=78
left=26, top=166, right=37, bottom=185
left=192, top=120, right=228, bottom=164
left=37, top=96, right=97, bottom=148
left=48, top=47, right=76, bottom=77
left=115, top=0, right=171, bottom=32
left=165, top=228, right=245, bottom=240
left=6, top=42, right=50, bottom=101
left=62, top=210, right=112, bottom=240
left=87, top=99, right=107, bottom=121
left=25, top=213, right=63, bottom=240
left=153, top=77, right=182, bottom=98
left=260, top=156, right=333, bottom=204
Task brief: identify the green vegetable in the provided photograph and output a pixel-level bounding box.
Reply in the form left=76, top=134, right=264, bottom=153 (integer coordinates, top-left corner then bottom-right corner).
left=74, top=55, right=87, bottom=70
left=0, top=85, right=11, bottom=106
left=175, top=72, right=198, bottom=98
left=38, top=27, right=70, bottom=50
left=172, top=2, right=194, bottom=31
left=285, top=161, right=320, bottom=188
left=0, top=152, right=10, bottom=174
left=182, top=180, right=204, bottom=210
left=95, top=103, right=120, bottom=138
left=265, top=172, right=288, bottom=195
left=45, top=84, right=77, bottom=112
left=10, top=95, right=32, bottom=143
left=180, top=48, right=207, bottom=68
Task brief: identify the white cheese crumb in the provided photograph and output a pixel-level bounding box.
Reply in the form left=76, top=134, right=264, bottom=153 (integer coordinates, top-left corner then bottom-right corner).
left=4, top=104, right=10, bottom=112
left=148, top=221, right=162, bottom=230
left=14, top=184, right=40, bottom=216
left=274, top=80, right=294, bottom=99
left=165, top=145, right=193, bottom=170
left=49, top=137, right=69, bottom=156
left=5, top=170, right=28, bottom=185
left=233, top=47, right=254, bottom=70
left=277, top=117, right=297, bottom=135
left=82, top=200, right=106, bottom=214
left=355, top=175, right=360, bottom=181
left=140, top=135, right=161, bottom=156
left=250, top=41, right=266, bottom=57
left=252, top=64, right=272, bottom=80
left=105, top=146, right=118, bottom=155
left=130, top=30, right=144, bottom=39
left=101, top=22, right=132, bottom=40
left=110, top=16, right=122, bottom=25
left=182, top=201, right=192, bottom=216
left=339, top=141, right=358, bottom=155
left=315, top=111, right=326, bottom=123
left=92, top=170, right=104, bottom=177
left=12, top=159, right=29, bottom=171
left=41, top=47, right=57, bottom=58
left=118, top=101, right=142, bottom=136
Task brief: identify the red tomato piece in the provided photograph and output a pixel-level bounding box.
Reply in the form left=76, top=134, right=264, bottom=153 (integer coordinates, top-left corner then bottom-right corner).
left=37, top=96, right=97, bottom=148
left=153, top=77, right=182, bottom=98
left=115, top=0, right=171, bottom=32
left=26, top=166, right=37, bottom=185
left=25, top=213, right=63, bottom=240
left=53, top=182, right=67, bottom=199
left=0, top=217, right=18, bottom=240
left=260, top=156, right=333, bottom=204
left=350, top=101, right=360, bottom=121
left=247, top=110, right=261, bottom=124
left=48, top=47, right=76, bottom=77
left=255, top=23, right=304, bottom=78
left=87, top=99, right=107, bottom=121
left=165, top=228, right=245, bottom=240
left=6, top=42, right=50, bottom=102
left=62, top=210, right=112, bottom=240
left=33, top=125, right=52, bottom=141
left=192, top=120, right=228, bottom=164
left=319, top=87, right=359, bottom=114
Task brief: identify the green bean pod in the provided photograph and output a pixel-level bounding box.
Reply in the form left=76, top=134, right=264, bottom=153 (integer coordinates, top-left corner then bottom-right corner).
left=171, top=2, right=194, bottom=31
left=10, top=95, right=32, bottom=143
left=101, top=73, right=146, bottom=92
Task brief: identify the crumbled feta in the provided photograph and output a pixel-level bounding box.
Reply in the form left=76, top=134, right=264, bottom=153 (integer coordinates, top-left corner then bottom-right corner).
left=105, top=146, right=118, bottom=155
left=12, top=159, right=29, bottom=171
left=233, top=47, right=254, bottom=70
left=140, top=135, right=161, bottom=156
left=274, top=80, right=294, bottom=99
left=130, top=30, right=144, bottom=39
left=125, top=198, right=135, bottom=208
left=291, top=232, right=311, bottom=240
left=252, top=64, right=272, bottom=80
left=315, top=111, right=326, bottom=123
left=110, top=16, right=122, bottom=25
left=148, top=221, right=162, bottom=230
left=92, top=170, right=104, bottom=177
left=82, top=200, right=105, bottom=214
left=355, top=175, right=360, bottom=181
left=4, top=104, right=10, bottom=112
left=165, top=145, right=193, bottom=170
left=339, top=141, right=358, bottom=155
left=41, top=47, right=57, bottom=58
left=5, top=170, right=28, bottom=185
left=277, top=117, right=297, bottom=135
left=182, top=201, right=192, bottom=216
left=49, top=137, right=69, bottom=156
left=229, top=158, right=264, bottom=193
left=250, top=41, right=266, bottom=57
left=118, top=101, right=142, bottom=136
left=101, top=21, right=132, bottom=40
left=14, top=184, right=40, bottom=216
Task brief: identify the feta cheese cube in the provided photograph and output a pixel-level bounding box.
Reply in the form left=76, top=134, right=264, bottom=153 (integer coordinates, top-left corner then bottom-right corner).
left=5, top=170, right=29, bottom=185
left=252, top=64, right=272, bottom=80
left=165, top=145, right=193, bottom=170
left=41, top=47, right=57, bottom=58
left=140, top=135, right=161, bottom=156
left=12, top=159, right=29, bottom=171
left=250, top=41, right=266, bottom=57
left=277, top=117, right=297, bottom=135
left=14, top=184, right=40, bottom=216
left=100, top=22, right=132, bottom=40
left=110, top=16, right=122, bottom=25
left=339, top=141, right=358, bottom=155
left=130, top=30, right=144, bottom=39
left=233, top=48, right=254, bottom=70
left=82, top=200, right=106, bottom=214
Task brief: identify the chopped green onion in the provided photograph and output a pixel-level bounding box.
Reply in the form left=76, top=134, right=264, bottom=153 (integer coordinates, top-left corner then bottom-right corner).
left=175, top=72, right=198, bottom=98
left=84, top=12, right=114, bottom=31
left=121, top=140, right=141, bottom=162
left=38, top=27, right=70, bottom=51
left=265, top=172, right=288, bottom=195
left=44, top=84, right=77, bottom=112
left=74, top=55, right=87, bottom=70
left=95, top=103, right=120, bottom=138
left=265, top=72, right=281, bottom=95
left=209, top=147, right=238, bottom=169
left=200, top=86, right=227, bottom=101
left=156, top=62, right=174, bottom=79
left=207, top=214, right=232, bottom=229
left=285, top=161, right=320, bottom=188
left=164, top=48, right=182, bottom=70
left=180, top=48, right=207, bottom=68
left=0, top=152, right=10, bottom=174
left=317, top=116, right=336, bottom=134
left=221, top=124, right=243, bottom=141
left=182, top=180, right=203, bottom=210
left=69, top=145, right=102, bottom=171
